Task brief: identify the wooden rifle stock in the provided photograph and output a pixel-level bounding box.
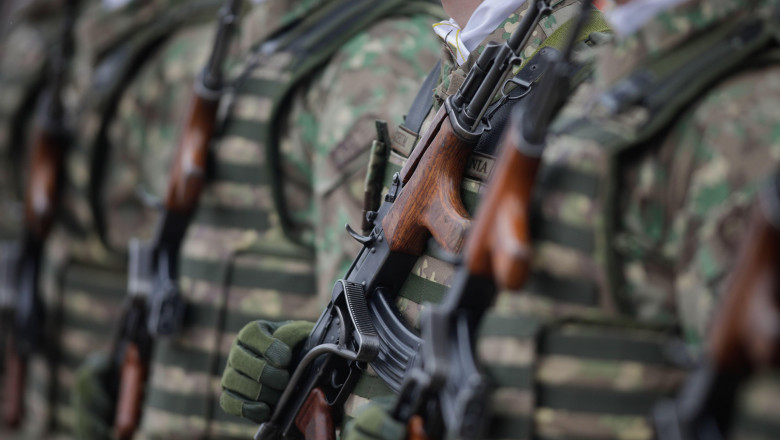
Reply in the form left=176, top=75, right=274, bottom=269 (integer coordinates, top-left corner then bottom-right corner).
left=4, top=113, right=67, bottom=430
left=114, top=342, right=148, bottom=440
left=407, top=415, right=429, bottom=440
left=294, top=387, right=335, bottom=440
left=2, top=338, right=25, bottom=427
left=164, top=93, right=219, bottom=213
left=464, top=125, right=539, bottom=290
left=709, top=204, right=780, bottom=373
left=383, top=106, right=473, bottom=255
left=24, top=130, right=64, bottom=238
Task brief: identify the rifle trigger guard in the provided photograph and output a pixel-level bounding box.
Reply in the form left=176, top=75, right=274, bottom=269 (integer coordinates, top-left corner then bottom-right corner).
left=345, top=224, right=373, bottom=245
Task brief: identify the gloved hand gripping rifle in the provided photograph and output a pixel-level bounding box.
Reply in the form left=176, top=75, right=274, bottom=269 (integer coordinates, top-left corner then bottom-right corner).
left=654, top=170, right=780, bottom=440
left=389, top=2, right=594, bottom=439
left=2, top=0, right=78, bottom=427
left=112, top=2, right=240, bottom=438
left=253, top=2, right=556, bottom=439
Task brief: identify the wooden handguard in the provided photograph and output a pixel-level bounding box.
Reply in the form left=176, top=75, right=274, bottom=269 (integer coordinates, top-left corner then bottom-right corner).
left=114, top=343, right=148, bottom=440
left=709, top=206, right=780, bottom=372
left=164, top=94, right=219, bottom=213
left=464, top=130, right=539, bottom=290
left=294, top=387, right=335, bottom=440
left=383, top=108, right=474, bottom=255
left=24, top=130, right=63, bottom=238
left=2, top=339, right=25, bottom=427
left=407, top=415, right=429, bottom=440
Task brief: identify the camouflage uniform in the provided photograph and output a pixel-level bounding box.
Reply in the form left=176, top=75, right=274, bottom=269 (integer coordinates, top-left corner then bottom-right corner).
left=135, top=1, right=444, bottom=439
left=347, top=0, right=780, bottom=439
left=6, top=0, right=231, bottom=437
left=0, top=0, right=61, bottom=240
left=0, top=3, right=64, bottom=439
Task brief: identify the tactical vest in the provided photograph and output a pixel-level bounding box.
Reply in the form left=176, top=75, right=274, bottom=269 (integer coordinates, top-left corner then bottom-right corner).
left=350, top=6, right=780, bottom=440
left=521, top=11, right=780, bottom=440
left=0, top=7, right=62, bottom=239
left=138, top=1, right=445, bottom=438
left=23, top=1, right=226, bottom=434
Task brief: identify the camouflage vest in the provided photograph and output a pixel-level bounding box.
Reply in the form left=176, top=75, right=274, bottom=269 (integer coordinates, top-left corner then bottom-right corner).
left=25, top=1, right=224, bottom=434
left=0, top=4, right=62, bottom=239
left=519, top=10, right=780, bottom=440
left=138, top=1, right=445, bottom=438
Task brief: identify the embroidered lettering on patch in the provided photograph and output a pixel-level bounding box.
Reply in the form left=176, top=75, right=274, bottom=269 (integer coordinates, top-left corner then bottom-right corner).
left=330, top=116, right=375, bottom=170
left=464, top=153, right=495, bottom=181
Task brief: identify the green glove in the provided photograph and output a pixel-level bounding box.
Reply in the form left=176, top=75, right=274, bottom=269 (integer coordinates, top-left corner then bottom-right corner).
left=220, top=319, right=314, bottom=424
left=72, top=353, right=116, bottom=440
left=343, top=397, right=407, bottom=440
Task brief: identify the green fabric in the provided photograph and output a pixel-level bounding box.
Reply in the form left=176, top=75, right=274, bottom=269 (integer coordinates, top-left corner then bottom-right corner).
left=254, top=0, right=443, bottom=245
left=219, top=319, right=314, bottom=423
left=527, top=10, right=611, bottom=65
left=220, top=390, right=272, bottom=425
left=71, top=354, right=115, bottom=440
left=343, top=397, right=406, bottom=440
left=273, top=320, right=315, bottom=349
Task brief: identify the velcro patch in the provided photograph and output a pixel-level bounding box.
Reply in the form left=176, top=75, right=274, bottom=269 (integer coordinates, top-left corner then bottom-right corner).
left=390, top=125, right=418, bottom=158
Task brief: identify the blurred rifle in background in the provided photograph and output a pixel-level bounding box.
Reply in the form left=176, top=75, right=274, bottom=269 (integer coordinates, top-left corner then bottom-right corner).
left=655, top=171, right=780, bottom=440
left=112, top=1, right=240, bottom=438
left=2, top=0, right=78, bottom=428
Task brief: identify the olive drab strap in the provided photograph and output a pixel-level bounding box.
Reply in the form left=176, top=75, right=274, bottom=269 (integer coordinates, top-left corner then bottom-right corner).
left=221, top=0, right=442, bottom=247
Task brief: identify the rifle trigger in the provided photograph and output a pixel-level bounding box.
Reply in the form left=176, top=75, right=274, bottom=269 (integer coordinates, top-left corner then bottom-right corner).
left=345, top=224, right=373, bottom=245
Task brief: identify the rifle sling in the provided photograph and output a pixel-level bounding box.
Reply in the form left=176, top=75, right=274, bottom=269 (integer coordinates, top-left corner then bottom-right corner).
left=401, top=61, right=441, bottom=137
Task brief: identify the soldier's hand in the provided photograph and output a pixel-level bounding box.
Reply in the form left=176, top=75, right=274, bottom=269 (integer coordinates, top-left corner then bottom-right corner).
left=343, top=397, right=407, bottom=440
left=220, top=319, right=314, bottom=423
left=72, top=353, right=115, bottom=440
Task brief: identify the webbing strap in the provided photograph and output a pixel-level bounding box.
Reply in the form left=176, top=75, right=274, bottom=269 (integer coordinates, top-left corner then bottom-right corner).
left=86, top=0, right=224, bottom=253
left=401, top=61, right=441, bottom=136
left=251, top=0, right=442, bottom=247
left=526, top=9, right=611, bottom=67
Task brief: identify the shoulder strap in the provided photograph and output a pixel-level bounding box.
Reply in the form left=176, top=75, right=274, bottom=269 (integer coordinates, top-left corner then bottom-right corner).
left=554, top=11, right=780, bottom=312
left=402, top=61, right=441, bottom=136
left=85, top=0, right=224, bottom=251
left=244, top=0, right=443, bottom=246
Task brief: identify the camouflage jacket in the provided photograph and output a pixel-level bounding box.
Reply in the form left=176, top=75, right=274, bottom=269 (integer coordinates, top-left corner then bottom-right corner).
left=0, top=0, right=64, bottom=240
left=9, top=0, right=229, bottom=437
left=346, top=0, right=780, bottom=439
left=136, top=1, right=444, bottom=439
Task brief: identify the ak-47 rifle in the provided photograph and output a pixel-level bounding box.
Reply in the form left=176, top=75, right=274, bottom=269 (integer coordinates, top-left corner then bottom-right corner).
left=1, top=0, right=77, bottom=428
left=111, top=1, right=240, bottom=438
left=654, top=172, right=780, bottom=439
left=253, top=2, right=558, bottom=439
left=390, top=2, right=594, bottom=438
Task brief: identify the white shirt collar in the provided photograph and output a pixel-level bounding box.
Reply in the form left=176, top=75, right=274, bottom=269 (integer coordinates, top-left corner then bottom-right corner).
left=433, top=0, right=527, bottom=65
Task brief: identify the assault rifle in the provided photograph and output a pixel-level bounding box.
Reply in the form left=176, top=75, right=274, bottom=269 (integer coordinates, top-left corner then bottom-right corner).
left=253, top=2, right=557, bottom=439
left=112, top=1, right=240, bottom=438
left=391, top=1, right=594, bottom=438
left=654, top=172, right=780, bottom=439
left=2, top=0, right=77, bottom=427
